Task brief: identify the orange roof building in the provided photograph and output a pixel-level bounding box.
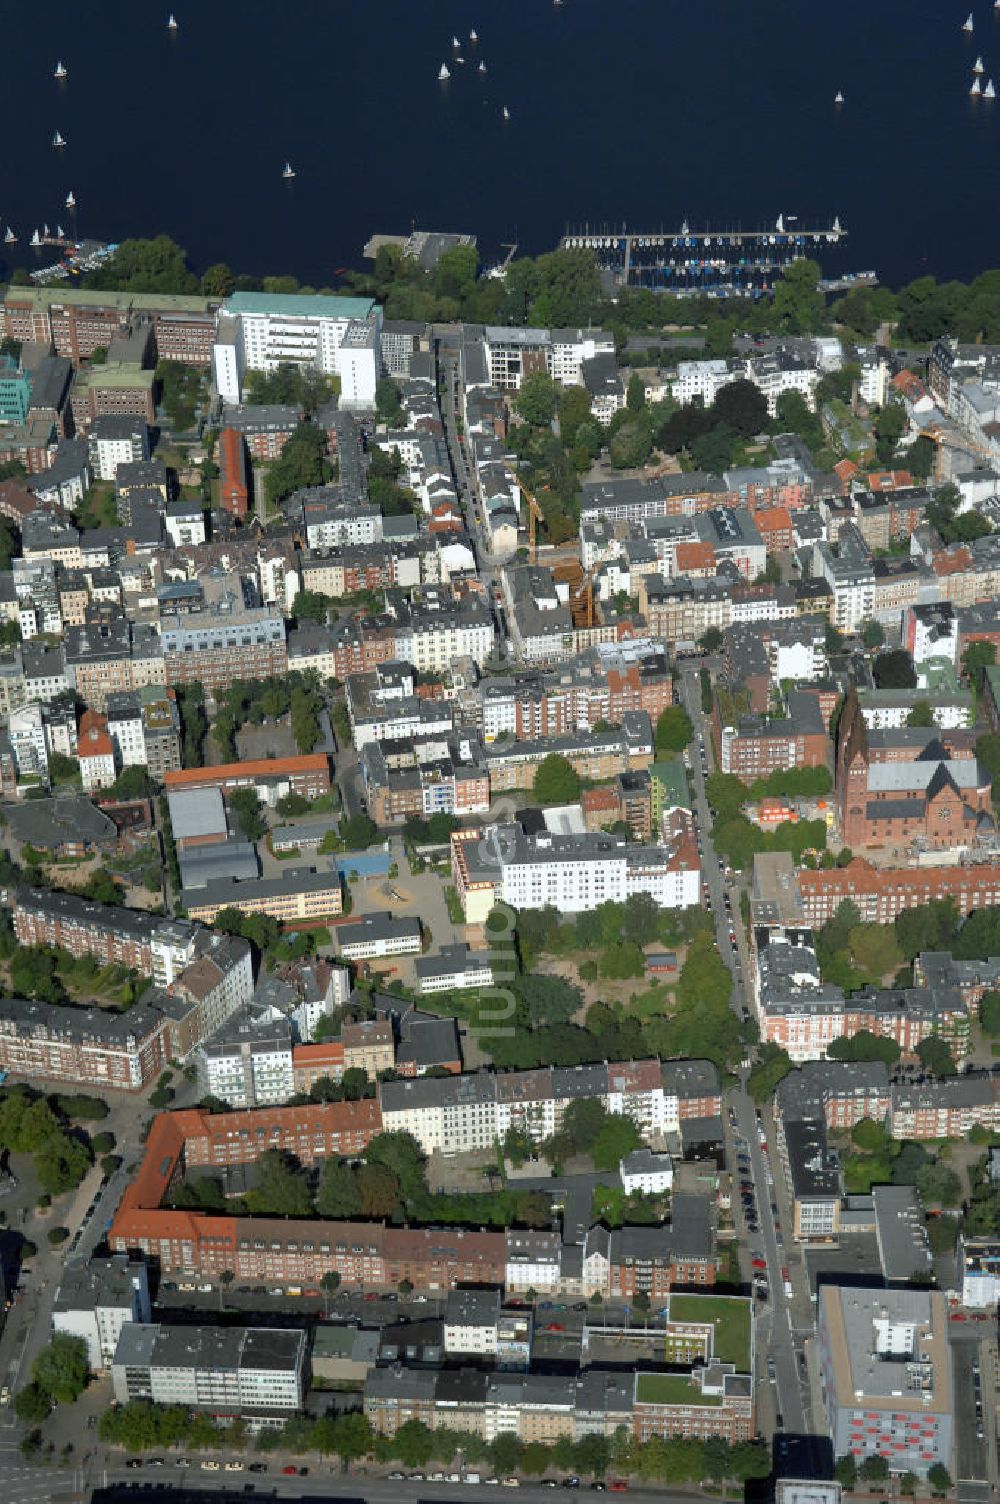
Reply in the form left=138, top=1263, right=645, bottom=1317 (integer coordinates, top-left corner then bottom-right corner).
left=77, top=709, right=116, bottom=792
left=164, top=755, right=330, bottom=799
left=674, top=540, right=717, bottom=577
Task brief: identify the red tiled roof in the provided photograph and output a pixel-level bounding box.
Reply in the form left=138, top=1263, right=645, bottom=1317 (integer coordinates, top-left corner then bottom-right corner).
left=164, top=755, right=328, bottom=787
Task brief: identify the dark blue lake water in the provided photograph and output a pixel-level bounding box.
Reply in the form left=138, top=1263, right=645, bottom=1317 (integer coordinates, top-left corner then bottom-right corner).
left=7, top=0, right=1000, bottom=288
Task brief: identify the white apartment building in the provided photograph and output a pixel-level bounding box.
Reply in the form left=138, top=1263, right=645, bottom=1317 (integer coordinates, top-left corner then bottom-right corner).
left=8, top=702, right=49, bottom=780
left=482, top=326, right=613, bottom=391
left=619, top=1149, right=674, bottom=1195
left=112, top=1325, right=306, bottom=1416
left=88, top=419, right=149, bottom=482
left=53, top=1256, right=151, bottom=1370
left=550, top=328, right=615, bottom=385
left=219, top=290, right=379, bottom=378
left=304, top=505, right=383, bottom=551
left=381, top=1057, right=721, bottom=1159
left=397, top=608, right=495, bottom=673
left=198, top=1029, right=295, bottom=1110
left=856, top=347, right=890, bottom=408
left=673, top=360, right=732, bottom=407
left=812, top=532, right=875, bottom=634
left=498, top=832, right=697, bottom=915
left=212, top=316, right=244, bottom=403
left=443, top=1290, right=501, bottom=1356
left=749, top=355, right=820, bottom=417
left=106, top=696, right=145, bottom=767
left=337, top=320, right=381, bottom=410
left=958, top=1237, right=1000, bottom=1309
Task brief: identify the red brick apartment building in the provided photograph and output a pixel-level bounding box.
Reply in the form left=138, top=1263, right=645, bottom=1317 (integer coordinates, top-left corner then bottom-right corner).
left=3, top=288, right=218, bottom=365
left=795, top=858, right=1000, bottom=925
left=218, top=427, right=249, bottom=519
left=12, top=887, right=158, bottom=970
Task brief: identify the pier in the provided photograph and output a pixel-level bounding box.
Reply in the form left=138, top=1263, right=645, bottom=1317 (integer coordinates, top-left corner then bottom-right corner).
left=560, top=218, right=848, bottom=293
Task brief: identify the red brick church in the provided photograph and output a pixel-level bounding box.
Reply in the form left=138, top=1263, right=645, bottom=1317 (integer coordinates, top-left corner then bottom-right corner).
left=836, top=689, right=992, bottom=851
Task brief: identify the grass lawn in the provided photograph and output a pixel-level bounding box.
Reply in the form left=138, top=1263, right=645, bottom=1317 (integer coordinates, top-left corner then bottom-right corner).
left=75, top=483, right=118, bottom=530
left=635, top=1372, right=721, bottom=1407
left=668, top=1293, right=751, bottom=1369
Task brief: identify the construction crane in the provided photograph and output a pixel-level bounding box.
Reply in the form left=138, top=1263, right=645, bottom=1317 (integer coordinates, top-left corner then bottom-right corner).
left=917, top=425, right=997, bottom=482
left=526, top=490, right=544, bottom=565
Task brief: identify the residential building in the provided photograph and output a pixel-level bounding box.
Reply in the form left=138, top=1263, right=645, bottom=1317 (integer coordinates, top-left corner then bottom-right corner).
left=159, top=605, right=287, bottom=692
left=87, top=417, right=149, bottom=481
left=816, top=1287, right=953, bottom=1477
left=52, top=1256, right=151, bottom=1370
left=112, top=1324, right=306, bottom=1416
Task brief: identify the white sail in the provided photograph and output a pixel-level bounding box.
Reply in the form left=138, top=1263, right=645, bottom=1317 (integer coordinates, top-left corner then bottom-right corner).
left=168, top=13, right=178, bottom=28
left=478, top=61, right=486, bottom=73
left=53, top=60, right=67, bottom=79
left=986, top=78, right=996, bottom=98
left=65, top=191, right=76, bottom=209
left=972, top=76, right=982, bottom=94
left=452, top=35, right=460, bottom=47
left=52, top=131, right=65, bottom=147
left=963, top=12, right=974, bottom=31
left=469, top=28, right=477, bottom=41
left=975, top=55, right=985, bottom=73
left=834, top=90, right=844, bottom=104
left=502, top=106, right=510, bottom=120
left=438, top=63, right=450, bottom=79
left=282, top=162, right=295, bottom=178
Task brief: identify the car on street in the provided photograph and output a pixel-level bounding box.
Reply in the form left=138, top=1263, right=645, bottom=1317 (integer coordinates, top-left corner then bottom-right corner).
left=201, top=1461, right=221, bottom=1472
left=282, top=1467, right=299, bottom=1476
left=224, top=1462, right=244, bottom=1472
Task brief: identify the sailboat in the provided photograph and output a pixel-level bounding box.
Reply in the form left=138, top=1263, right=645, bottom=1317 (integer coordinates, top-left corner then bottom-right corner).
left=478, top=60, right=486, bottom=73
left=986, top=78, right=996, bottom=97
left=502, top=105, right=510, bottom=120
left=972, top=75, right=982, bottom=94
left=30, top=230, right=40, bottom=246
left=282, top=162, right=296, bottom=179
left=776, top=213, right=785, bottom=234
left=469, top=28, right=477, bottom=41
left=53, top=60, right=67, bottom=79
left=56, top=224, right=65, bottom=239
left=52, top=130, right=65, bottom=148
left=452, top=35, right=460, bottom=47
left=455, top=55, right=464, bottom=64
left=4, top=229, right=16, bottom=245
left=438, top=62, right=450, bottom=79
left=974, top=55, right=985, bottom=73
left=963, top=12, right=974, bottom=31
left=167, top=13, right=178, bottom=29
left=834, top=90, right=844, bottom=104
left=65, top=191, right=76, bottom=210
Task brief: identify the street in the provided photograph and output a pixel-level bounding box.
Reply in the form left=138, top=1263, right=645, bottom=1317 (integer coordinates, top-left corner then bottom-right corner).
left=677, top=662, right=822, bottom=1460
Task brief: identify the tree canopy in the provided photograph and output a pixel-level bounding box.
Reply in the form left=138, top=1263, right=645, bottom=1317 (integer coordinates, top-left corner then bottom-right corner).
left=532, top=753, right=581, bottom=806
left=654, top=706, right=693, bottom=754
